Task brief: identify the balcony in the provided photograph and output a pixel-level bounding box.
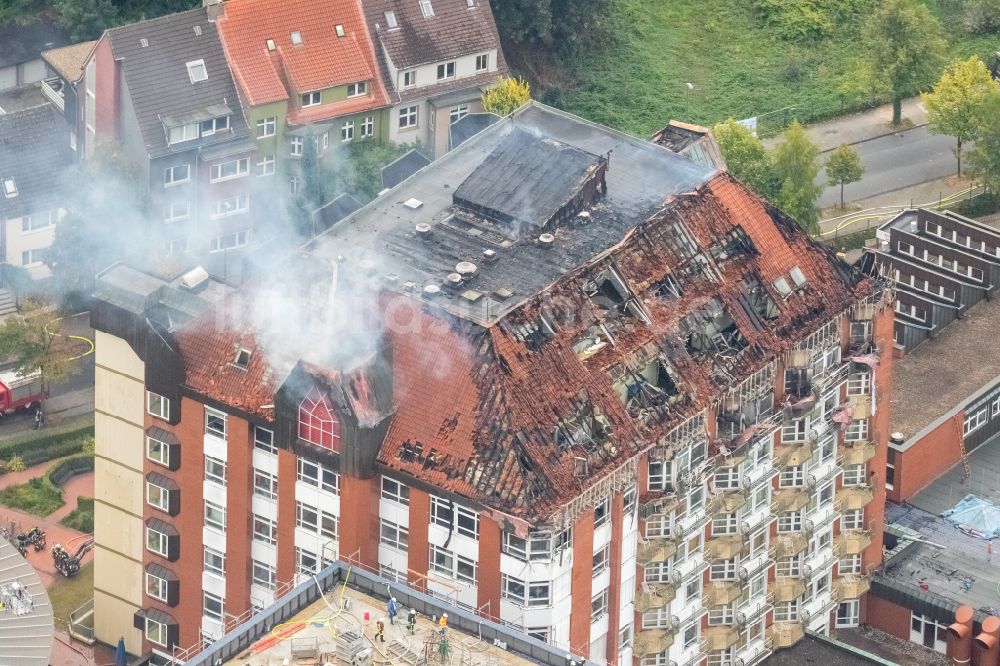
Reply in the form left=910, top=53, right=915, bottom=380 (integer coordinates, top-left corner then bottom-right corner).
left=772, top=577, right=806, bottom=603
left=773, top=487, right=809, bottom=513
left=814, top=362, right=850, bottom=392
left=770, top=533, right=808, bottom=559
left=769, top=621, right=805, bottom=648
left=706, top=534, right=744, bottom=560
left=40, top=76, right=65, bottom=112
left=848, top=394, right=873, bottom=419
left=837, top=486, right=874, bottom=511
left=834, top=529, right=872, bottom=556
left=640, top=494, right=680, bottom=521
left=841, top=441, right=876, bottom=466
left=637, top=538, right=678, bottom=565
left=633, top=628, right=674, bottom=657
left=709, top=488, right=748, bottom=515
left=703, top=625, right=741, bottom=651
left=775, top=441, right=814, bottom=467
left=704, top=580, right=742, bottom=607
left=834, top=574, right=871, bottom=599
left=636, top=581, right=678, bottom=612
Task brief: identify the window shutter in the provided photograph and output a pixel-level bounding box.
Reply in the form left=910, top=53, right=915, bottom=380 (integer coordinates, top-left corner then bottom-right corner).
left=167, top=579, right=180, bottom=607
left=168, top=487, right=180, bottom=516
left=133, top=611, right=145, bottom=631
left=167, top=533, right=180, bottom=562
left=168, top=442, right=180, bottom=471
left=167, top=622, right=179, bottom=649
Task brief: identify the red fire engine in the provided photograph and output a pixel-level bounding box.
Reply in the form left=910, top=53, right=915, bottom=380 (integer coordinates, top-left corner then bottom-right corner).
left=0, top=370, right=46, bottom=415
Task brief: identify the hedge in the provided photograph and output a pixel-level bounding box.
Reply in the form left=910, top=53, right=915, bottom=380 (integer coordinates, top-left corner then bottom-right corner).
left=0, top=420, right=93, bottom=471
left=48, top=455, right=95, bottom=486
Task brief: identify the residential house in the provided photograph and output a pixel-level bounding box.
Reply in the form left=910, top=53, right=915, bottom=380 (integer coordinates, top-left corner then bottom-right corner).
left=361, top=0, right=508, bottom=157
left=81, top=7, right=256, bottom=263
left=0, top=103, right=73, bottom=284
left=0, top=18, right=67, bottom=91
left=40, top=41, right=98, bottom=156
left=90, top=102, right=892, bottom=666
left=215, top=0, right=391, bottom=196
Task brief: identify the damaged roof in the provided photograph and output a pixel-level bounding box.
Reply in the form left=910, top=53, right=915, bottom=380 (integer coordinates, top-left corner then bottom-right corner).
left=172, top=104, right=877, bottom=522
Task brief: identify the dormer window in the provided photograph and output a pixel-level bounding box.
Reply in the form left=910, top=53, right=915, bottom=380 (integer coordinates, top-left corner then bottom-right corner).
left=234, top=348, right=251, bottom=369
left=2, top=178, right=17, bottom=198
left=200, top=115, right=229, bottom=137
left=347, top=82, right=367, bottom=98
left=335, top=24, right=345, bottom=37
left=419, top=0, right=434, bottom=17
left=301, top=91, right=321, bottom=108
left=167, top=123, right=199, bottom=145
left=384, top=11, right=398, bottom=28
left=436, top=61, right=455, bottom=80
left=290, top=31, right=302, bottom=45
left=266, top=38, right=276, bottom=51
left=299, top=387, right=341, bottom=452
left=186, top=59, right=207, bottom=83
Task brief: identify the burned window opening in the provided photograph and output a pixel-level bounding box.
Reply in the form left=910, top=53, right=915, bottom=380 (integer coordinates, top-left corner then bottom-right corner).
left=652, top=273, right=683, bottom=300
left=573, top=325, right=612, bottom=360
left=613, top=356, right=682, bottom=420
left=710, top=226, right=756, bottom=264
left=513, top=314, right=555, bottom=351
left=661, top=220, right=699, bottom=262
left=739, top=275, right=779, bottom=324
left=554, top=402, right=612, bottom=450
left=784, top=368, right=813, bottom=401
left=681, top=298, right=748, bottom=360
left=584, top=269, right=649, bottom=324
left=717, top=391, right=775, bottom=442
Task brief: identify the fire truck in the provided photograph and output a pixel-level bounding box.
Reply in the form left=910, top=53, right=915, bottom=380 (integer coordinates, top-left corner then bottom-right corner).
left=0, top=370, right=46, bottom=415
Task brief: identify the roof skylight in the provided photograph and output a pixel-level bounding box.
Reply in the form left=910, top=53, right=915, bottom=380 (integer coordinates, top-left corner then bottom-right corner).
left=335, top=24, right=345, bottom=37
left=384, top=11, right=398, bottom=28
left=419, top=0, right=434, bottom=18
left=186, top=59, right=208, bottom=83
left=290, top=31, right=302, bottom=45
left=2, top=178, right=16, bottom=199
left=266, top=38, right=276, bottom=51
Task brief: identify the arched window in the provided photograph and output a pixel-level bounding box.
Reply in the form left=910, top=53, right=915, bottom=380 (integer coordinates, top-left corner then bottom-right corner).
left=298, top=387, right=340, bottom=451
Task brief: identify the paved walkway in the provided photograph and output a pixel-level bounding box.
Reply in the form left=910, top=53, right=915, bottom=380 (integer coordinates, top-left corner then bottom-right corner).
left=764, top=97, right=929, bottom=152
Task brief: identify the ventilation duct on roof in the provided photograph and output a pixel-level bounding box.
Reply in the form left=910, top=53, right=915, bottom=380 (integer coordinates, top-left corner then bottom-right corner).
left=538, top=233, right=555, bottom=249
left=415, top=222, right=432, bottom=239
left=455, top=262, right=477, bottom=279
left=180, top=266, right=209, bottom=291
left=482, top=248, right=498, bottom=264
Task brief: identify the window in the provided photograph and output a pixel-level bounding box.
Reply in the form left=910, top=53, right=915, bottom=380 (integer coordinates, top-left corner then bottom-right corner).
left=297, top=459, right=339, bottom=494
left=147, top=391, right=170, bottom=419
left=20, top=210, right=58, bottom=232
left=437, top=61, right=456, bottom=80
left=993, top=394, right=1000, bottom=418
left=475, top=53, right=489, bottom=71
left=341, top=120, right=354, bottom=142
left=887, top=447, right=896, bottom=491
left=297, top=502, right=318, bottom=531
left=842, top=508, right=864, bottom=531
left=648, top=460, right=670, bottom=491
left=502, top=575, right=551, bottom=607
left=210, top=195, right=249, bottom=219
left=450, top=104, right=469, bottom=124
left=965, top=408, right=988, bottom=436
left=399, top=105, right=418, bottom=129
left=146, top=572, right=168, bottom=602
left=252, top=560, right=275, bottom=590
left=359, top=116, right=374, bottom=138
left=254, top=154, right=275, bottom=177
left=643, top=606, right=670, bottom=629
left=146, top=527, right=169, bottom=557
left=591, top=589, right=608, bottom=622
left=645, top=513, right=672, bottom=538
left=163, top=201, right=190, bottom=223
left=777, top=555, right=801, bottom=578
left=200, top=116, right=229, bottom=136
left=419, top=0, right=434, bottom=17
left=210, top=158, right=249, bottom=182
left=251, top=470, right=278, bottom=500
left=205, top=407, right=227, bottom=439
left=911, top=612, right=948, bottom=654
left=714, top=465, right=741, bottom=490
left=685, top=578, right=701, bottom=602
left=593, top=544, right=610, bottom=575
left=164, top=164, right=190, bottom=186
left=145, top=617, right=169, bottom=647
left=186, top=59, right=208, bottom=83
left=624, top=485, right=637, bottom=515
left=595, top=497, right=610, bottom=527
left=780, top=465, right=805, bottom=488
left=253, top=514, right=277, bottom=545
left=256, top=116, right=276, bottom=138
left=380, top=519, right=409, bottom=550
left=774, top=600, right=799, bottom=622
left=430, top=496, right=479, bottom=538
left=843, top=464, right=866, bottom=487
left=528, top=627, right=551, bottom=643
left=845, top=419, right=869, bottom=442
left=683, top=622, right=699, bottom=648
left=291, top=136, right=304, bottom=156
left=204, top=547, right=225, bottom=576
left=204, top=592, right=224, bottom=621
left=301, top=91, right=321, bottom=107
left=204, top=501, right=226, bottom=532
left=289, top=175, right=301, bottom=194
left=839, top=554, right=861, bottom=575
left=299, top=387, right=341, bottom=451
left=2, top=177, right=17, bottom=198
left=168, top=123, right=199, bottom=144
left=381, top=476, right=409, bottom=505
left=252, top=427, right=275, bottom=455
left=347, top=82, right=367, bottom=97
left=147, top=435, right=172, bottom=467
left=777, top=510, right=802, bottom=533
left=164, top=238, right=188, bottom=255
left=430, top=544, right=476, bottom=584
left=712, top=512, right=738, bottom=536
left=146, top=480, right=170, bottom=511
left=20, top=249, right=43, bottom=267
left=297, top=547, right=319, bottom=575
left=710, top=559, right=737, bottom=581
left=837, top=600, right=859, bottom=628
left=708, top=604, right=735, bottom=626
left=385, top=10, right=398, bottom=27
left=781, top=418, right=808, bottom=443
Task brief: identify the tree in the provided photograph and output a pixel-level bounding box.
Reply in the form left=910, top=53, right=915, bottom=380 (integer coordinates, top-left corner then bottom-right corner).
left=967, top=92, right=1000, bottom=195
left=923, top=57, right=1000, bottom=176
left=771, top=121, right=823, bottom=235
left=0, top=308, right=75, bottom=390
left=712, top=119, right=778, bottom=201
left=862, top=0, right=947, bottom=126
left=826, top=144, right=865, bottom=208
left=0, top=0, right=45, bottom=24
left=492, top=0, right=611, bottom=50
left=482, top=76, right=532, bottom=116
left=53, top=0, right=119, bottom=41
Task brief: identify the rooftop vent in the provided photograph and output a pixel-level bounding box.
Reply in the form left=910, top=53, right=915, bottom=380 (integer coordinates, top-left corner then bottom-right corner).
left=415, top=223, right=432, bottom=240
left=773, top=276, right=792, bottom=296
left=455, top=261, right=477, bottom=279
left=538, top=233, right=555, bottom=248
left=290, top=31, right=302, bottom=45
left=404, top=198, right=424, bottom=210
left=179, top=265, right=210, bottom=292
left=193, top=25, right=202, bottom=36
left=266, top=38, right=276, bottom=51
left=461, top=290, right=482, bottom=302
left=423, top=284, right=441, bottom=298
left=445, top=273, right=463, bottom=289
left=140, top=38, right=148, bottom=47
left=234, top=348, right=252, bottom=369
left=574, top=211, right=591, bottom=227
left=482, top=248, right=498, bottom=264
left=789, top=266, right=807, bottom=287
left=335, top=24, right=345, bottom=37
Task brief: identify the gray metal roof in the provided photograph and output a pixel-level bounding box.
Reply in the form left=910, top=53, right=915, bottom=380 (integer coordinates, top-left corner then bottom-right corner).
left=312, top=102, right=716, bottom=326
left=0, top=103, right=72, bottom=221
left=0, top=539, right=54, bottom=665
left=106, top=7, right=249, bottom=159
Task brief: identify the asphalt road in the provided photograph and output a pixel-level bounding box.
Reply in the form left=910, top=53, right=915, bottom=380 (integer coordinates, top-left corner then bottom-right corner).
left=817, top=125, right=958, bottom=209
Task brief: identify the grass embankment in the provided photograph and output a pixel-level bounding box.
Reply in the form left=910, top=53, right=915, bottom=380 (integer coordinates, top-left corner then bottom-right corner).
left=49, top=562, right=94, bottom=632
left=60, top=497, right=94, bottom=533
left=511, top=0, right=996, bottom=137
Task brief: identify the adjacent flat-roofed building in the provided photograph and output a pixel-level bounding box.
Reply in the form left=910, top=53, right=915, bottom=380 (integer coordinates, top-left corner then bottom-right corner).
left=91, top=102, right=894, bottom=665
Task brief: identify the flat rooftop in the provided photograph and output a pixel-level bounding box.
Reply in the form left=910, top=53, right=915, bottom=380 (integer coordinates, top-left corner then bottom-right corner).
left=882, top=439, right=1000, bottom=619
left=765, top=633, right=893, bottom=665
left=222, top=585, right=536, bottom=666
left=0, top=540, right=54, bottom=665
left=891, top=292, right=1000, bottom=441
left=0, top=84, right=50, bottom=114
left=312, top=101, right=715, bottom=327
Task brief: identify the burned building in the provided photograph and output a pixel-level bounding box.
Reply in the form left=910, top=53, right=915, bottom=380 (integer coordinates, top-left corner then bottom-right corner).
left=90, top=102, right=894, bottom=666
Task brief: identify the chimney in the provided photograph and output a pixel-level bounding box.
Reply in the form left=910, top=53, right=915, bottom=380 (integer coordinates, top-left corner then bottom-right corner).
left=204, top=0, right=222, bottom=21
left=974, top=615, right=1000, bottom=666
left=948, top=605, right=974, bottom=666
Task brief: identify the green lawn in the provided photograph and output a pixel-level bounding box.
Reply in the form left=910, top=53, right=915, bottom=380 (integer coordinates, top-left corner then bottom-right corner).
left=0, top=476, right=63, bottom=516
left=528, top=0, right=997, bottom=137
left=59, top=497, right=94, bottom=533
left=49, top=562, right=94, bottom=632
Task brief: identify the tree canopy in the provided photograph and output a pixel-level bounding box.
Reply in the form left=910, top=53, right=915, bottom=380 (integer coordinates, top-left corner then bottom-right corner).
left=826, top=143, right=864, bottom=209
left=967, top=92, right=1000, bottom=195
left=862, top=0, right=947, bottom=125
left=923, top=56, right=1000, bottom=176
left=771, top=121, right=823, bottom=235
left=0, top=308, right=75, bottom=388
left=712, top=119, right=778, bottom=201
left=492, top=0, right=612, bottom=50
left=482, top=76, right=532, bottom=116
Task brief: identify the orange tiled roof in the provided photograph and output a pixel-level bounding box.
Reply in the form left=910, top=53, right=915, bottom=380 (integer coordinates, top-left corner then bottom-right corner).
left=217, top=0, right=389, bottom=111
